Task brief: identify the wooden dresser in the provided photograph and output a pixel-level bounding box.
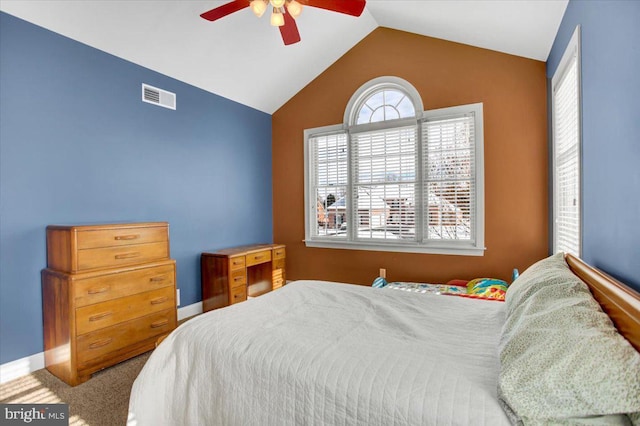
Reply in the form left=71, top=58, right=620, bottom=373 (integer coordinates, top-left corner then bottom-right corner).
left=42, top=222, right=177, bottom=386
left=201, top=244, right=285, bottom=312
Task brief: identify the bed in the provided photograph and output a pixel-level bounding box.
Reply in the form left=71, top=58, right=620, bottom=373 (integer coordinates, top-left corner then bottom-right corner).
left=127, top=254, right=640, bottom=425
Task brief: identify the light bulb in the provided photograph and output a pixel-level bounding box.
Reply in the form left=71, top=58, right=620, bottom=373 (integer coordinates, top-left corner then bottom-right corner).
left=250, top=0, right=267, bottom=18
left=286, top=0, right=302, bottom=18
left=270, top=8, right=284, bottom=26
left=270, top=0, right=285, bottom=8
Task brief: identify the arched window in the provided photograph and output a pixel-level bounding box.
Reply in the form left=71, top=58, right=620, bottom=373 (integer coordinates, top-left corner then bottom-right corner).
left=345, top=76, right=422, bottom=125
left=304, top=77, right=485, bottom=256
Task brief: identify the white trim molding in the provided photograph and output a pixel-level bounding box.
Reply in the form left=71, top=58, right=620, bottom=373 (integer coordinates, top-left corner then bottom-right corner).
left=0, top=352, right=45, bottom=385
left=0, top=301, right=203, bottom=384
left=177, top=301, right=203, bottom=321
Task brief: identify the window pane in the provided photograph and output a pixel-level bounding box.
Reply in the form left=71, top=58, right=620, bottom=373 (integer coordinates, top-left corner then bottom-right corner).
left=426, top=182, right=471, bottom=240
left=352, top=126, right=417, bottom=241
left=423, top=114, right=475, bottom=242
left=354, top=184, right=415, bottom=240
left=317, top=187, right=348, bottom=237
left=553, top=54, right=580, bottom=256
left=356, top=88, right=416, bottom=124
left=311, top=132, right=348, bottom=238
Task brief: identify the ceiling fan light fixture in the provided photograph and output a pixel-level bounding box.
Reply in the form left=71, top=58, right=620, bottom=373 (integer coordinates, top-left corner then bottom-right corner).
left=286, top=0, right=302, bottom=19
left=270, top=7, right=285, bottom=26
left=270, top=0, right=286, bottom=8
left=250, top=0, right=268, bottom=18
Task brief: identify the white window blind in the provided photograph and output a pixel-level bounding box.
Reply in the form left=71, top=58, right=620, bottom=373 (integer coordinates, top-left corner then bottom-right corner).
left=309, top=131, right=348, bottom=239
left=552, top=26, right=581, bottom=256
left=422, top=113, right=475, bottom=243
left=351, top=126, right=418, bottom=241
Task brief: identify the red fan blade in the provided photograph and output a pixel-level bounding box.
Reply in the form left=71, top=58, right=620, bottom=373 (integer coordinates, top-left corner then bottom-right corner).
left=304, top=0, right=366, bottom=17
left=200, top=0, right=249, bottom=21
left=279, top=12, right=301, bottom=45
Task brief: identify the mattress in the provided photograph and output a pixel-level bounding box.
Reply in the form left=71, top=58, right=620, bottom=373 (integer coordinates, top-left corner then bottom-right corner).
left=128, top=280, right=511, bottom=426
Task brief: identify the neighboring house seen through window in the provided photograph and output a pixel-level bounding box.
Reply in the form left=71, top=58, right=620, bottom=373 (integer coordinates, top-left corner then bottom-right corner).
left=304, top=77, right=485, bottom=255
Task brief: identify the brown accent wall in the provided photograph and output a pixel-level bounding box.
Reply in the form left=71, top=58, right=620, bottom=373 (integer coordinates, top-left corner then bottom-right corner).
left=272, top=27, right=548, bottom=285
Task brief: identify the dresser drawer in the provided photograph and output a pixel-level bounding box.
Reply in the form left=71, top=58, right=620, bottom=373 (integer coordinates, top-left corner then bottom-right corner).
left=245, top=250, right=271, bottom=267
left=76, top=286, right=175, bottom=335
left=76, top=309, right=175, bottom=369
left=230, top=269, right=246, bottom=289
left=74, top=263, right=175, bottom=308
left=76, top=225, right=167, bottom=250
left=230, top=285, right=247, bottom=305
left=77, top=242, right=169, bottom=271
left=229, top=256, right=246, bottom=271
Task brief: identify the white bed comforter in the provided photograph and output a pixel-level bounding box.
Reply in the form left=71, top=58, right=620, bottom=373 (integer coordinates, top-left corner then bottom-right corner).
left=128, top=280, right=511, bottom=426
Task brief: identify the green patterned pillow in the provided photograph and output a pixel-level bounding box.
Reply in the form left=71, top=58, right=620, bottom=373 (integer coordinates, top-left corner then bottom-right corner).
left=499, top=253, right=640, bottom=424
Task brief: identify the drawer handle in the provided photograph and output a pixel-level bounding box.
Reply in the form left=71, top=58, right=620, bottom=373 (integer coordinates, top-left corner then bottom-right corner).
left=234, top=293, right=244, bottom=300
left=275, top=250, right=284, bottom=256
left=233, top=260, right=243, bottom=265
left=233, top=276, right=244, bottom=282
left=87, top=287, right=108, bottom=295
left=115, top=252, right=140, bottom=260
left=151, top=297, right=168, bottom=305
left=254, top=255, right=263, bottom=260
left=150, top=319, right=169, bottom=328
left=114, top=234, right=140, bottom=241
left=89, top=311, right=112, bottom=322
left=89, top=338, right=113, bottom=350
left=149, top=276, right=166, bottom=283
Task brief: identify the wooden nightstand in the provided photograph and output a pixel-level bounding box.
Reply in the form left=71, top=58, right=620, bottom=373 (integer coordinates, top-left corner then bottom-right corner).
left=201, top=244, right=286, bottom=312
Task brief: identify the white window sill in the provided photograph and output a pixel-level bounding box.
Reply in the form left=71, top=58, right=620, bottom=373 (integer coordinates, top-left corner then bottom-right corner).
left=304, top=240, right=485, bottom=256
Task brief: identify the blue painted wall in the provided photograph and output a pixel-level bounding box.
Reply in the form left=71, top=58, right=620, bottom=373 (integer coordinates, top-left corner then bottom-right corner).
left=547, top=1, right=640, bottom=291
left=0, top=12, right=273, bottom=364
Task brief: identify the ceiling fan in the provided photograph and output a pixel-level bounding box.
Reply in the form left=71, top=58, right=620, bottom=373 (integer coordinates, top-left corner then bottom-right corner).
left=200, top=0, right=367, bottom=45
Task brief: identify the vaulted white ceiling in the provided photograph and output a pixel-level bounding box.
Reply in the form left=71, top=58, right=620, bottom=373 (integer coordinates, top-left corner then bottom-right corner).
left=1, top=0, right=568, bottom=114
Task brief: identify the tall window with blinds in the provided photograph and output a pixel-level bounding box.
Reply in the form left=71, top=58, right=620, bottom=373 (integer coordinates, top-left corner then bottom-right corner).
left=423, top=113, right=476, bottom=243
left=304, top=77, right=484, bottom=255
left=309, top=132, right=348, bottom=239
left=552, top=26, right=581, bottom=256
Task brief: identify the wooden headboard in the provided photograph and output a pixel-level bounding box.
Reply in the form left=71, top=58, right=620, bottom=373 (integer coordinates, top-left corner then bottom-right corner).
left=565, top=254, right=640, bottom=352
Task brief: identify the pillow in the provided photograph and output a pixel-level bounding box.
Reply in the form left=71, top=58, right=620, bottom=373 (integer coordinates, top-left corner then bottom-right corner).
left=466, top=278, right=508, bottom=301
left=499, top=253, right=640, bottom=424
left=371, top=276, right=387, bottom=288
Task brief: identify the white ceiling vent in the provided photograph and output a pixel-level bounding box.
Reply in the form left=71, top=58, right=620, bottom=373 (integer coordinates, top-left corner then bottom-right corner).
left=142, top=83, right=176, bottom=110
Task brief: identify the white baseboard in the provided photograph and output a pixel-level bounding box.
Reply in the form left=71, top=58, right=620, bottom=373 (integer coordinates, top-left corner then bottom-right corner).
left=0, top=352, right=45, bottom=385
left=0, top=301, right=203, bottom=385
left=177, top=300, right=202, bottom=321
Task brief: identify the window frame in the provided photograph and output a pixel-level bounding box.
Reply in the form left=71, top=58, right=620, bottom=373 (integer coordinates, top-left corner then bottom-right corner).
left=304, top=77, right=485, bottom=256
left=551, top=25, right=582, bottom=256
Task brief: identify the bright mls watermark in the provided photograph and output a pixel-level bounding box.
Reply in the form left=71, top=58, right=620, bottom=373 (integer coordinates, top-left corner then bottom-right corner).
left=0, top=404, right=68, bottom=425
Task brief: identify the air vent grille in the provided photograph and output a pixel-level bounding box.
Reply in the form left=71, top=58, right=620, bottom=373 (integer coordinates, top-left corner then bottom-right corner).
left=141, top=83, right=176, bottom=110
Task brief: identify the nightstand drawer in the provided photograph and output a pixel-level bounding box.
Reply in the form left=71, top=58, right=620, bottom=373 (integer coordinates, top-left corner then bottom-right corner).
left=74, top=263, right=175, bottom=307
left=230, top=269, right=246, bottom=289
left=246, top=250, right=271, bottom=267
left=76, top=286, right=175, bottom=335
left=76, top=309, right=175, bottom=369
left=77, top=226, right=167, bottom=250
left=77, top=242, right=169, bottom=271
left=230, top=286, right=247, bottom=305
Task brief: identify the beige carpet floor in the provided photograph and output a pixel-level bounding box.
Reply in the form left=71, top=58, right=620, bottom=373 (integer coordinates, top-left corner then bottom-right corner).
left=0, top=351, right=151, bottom=425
